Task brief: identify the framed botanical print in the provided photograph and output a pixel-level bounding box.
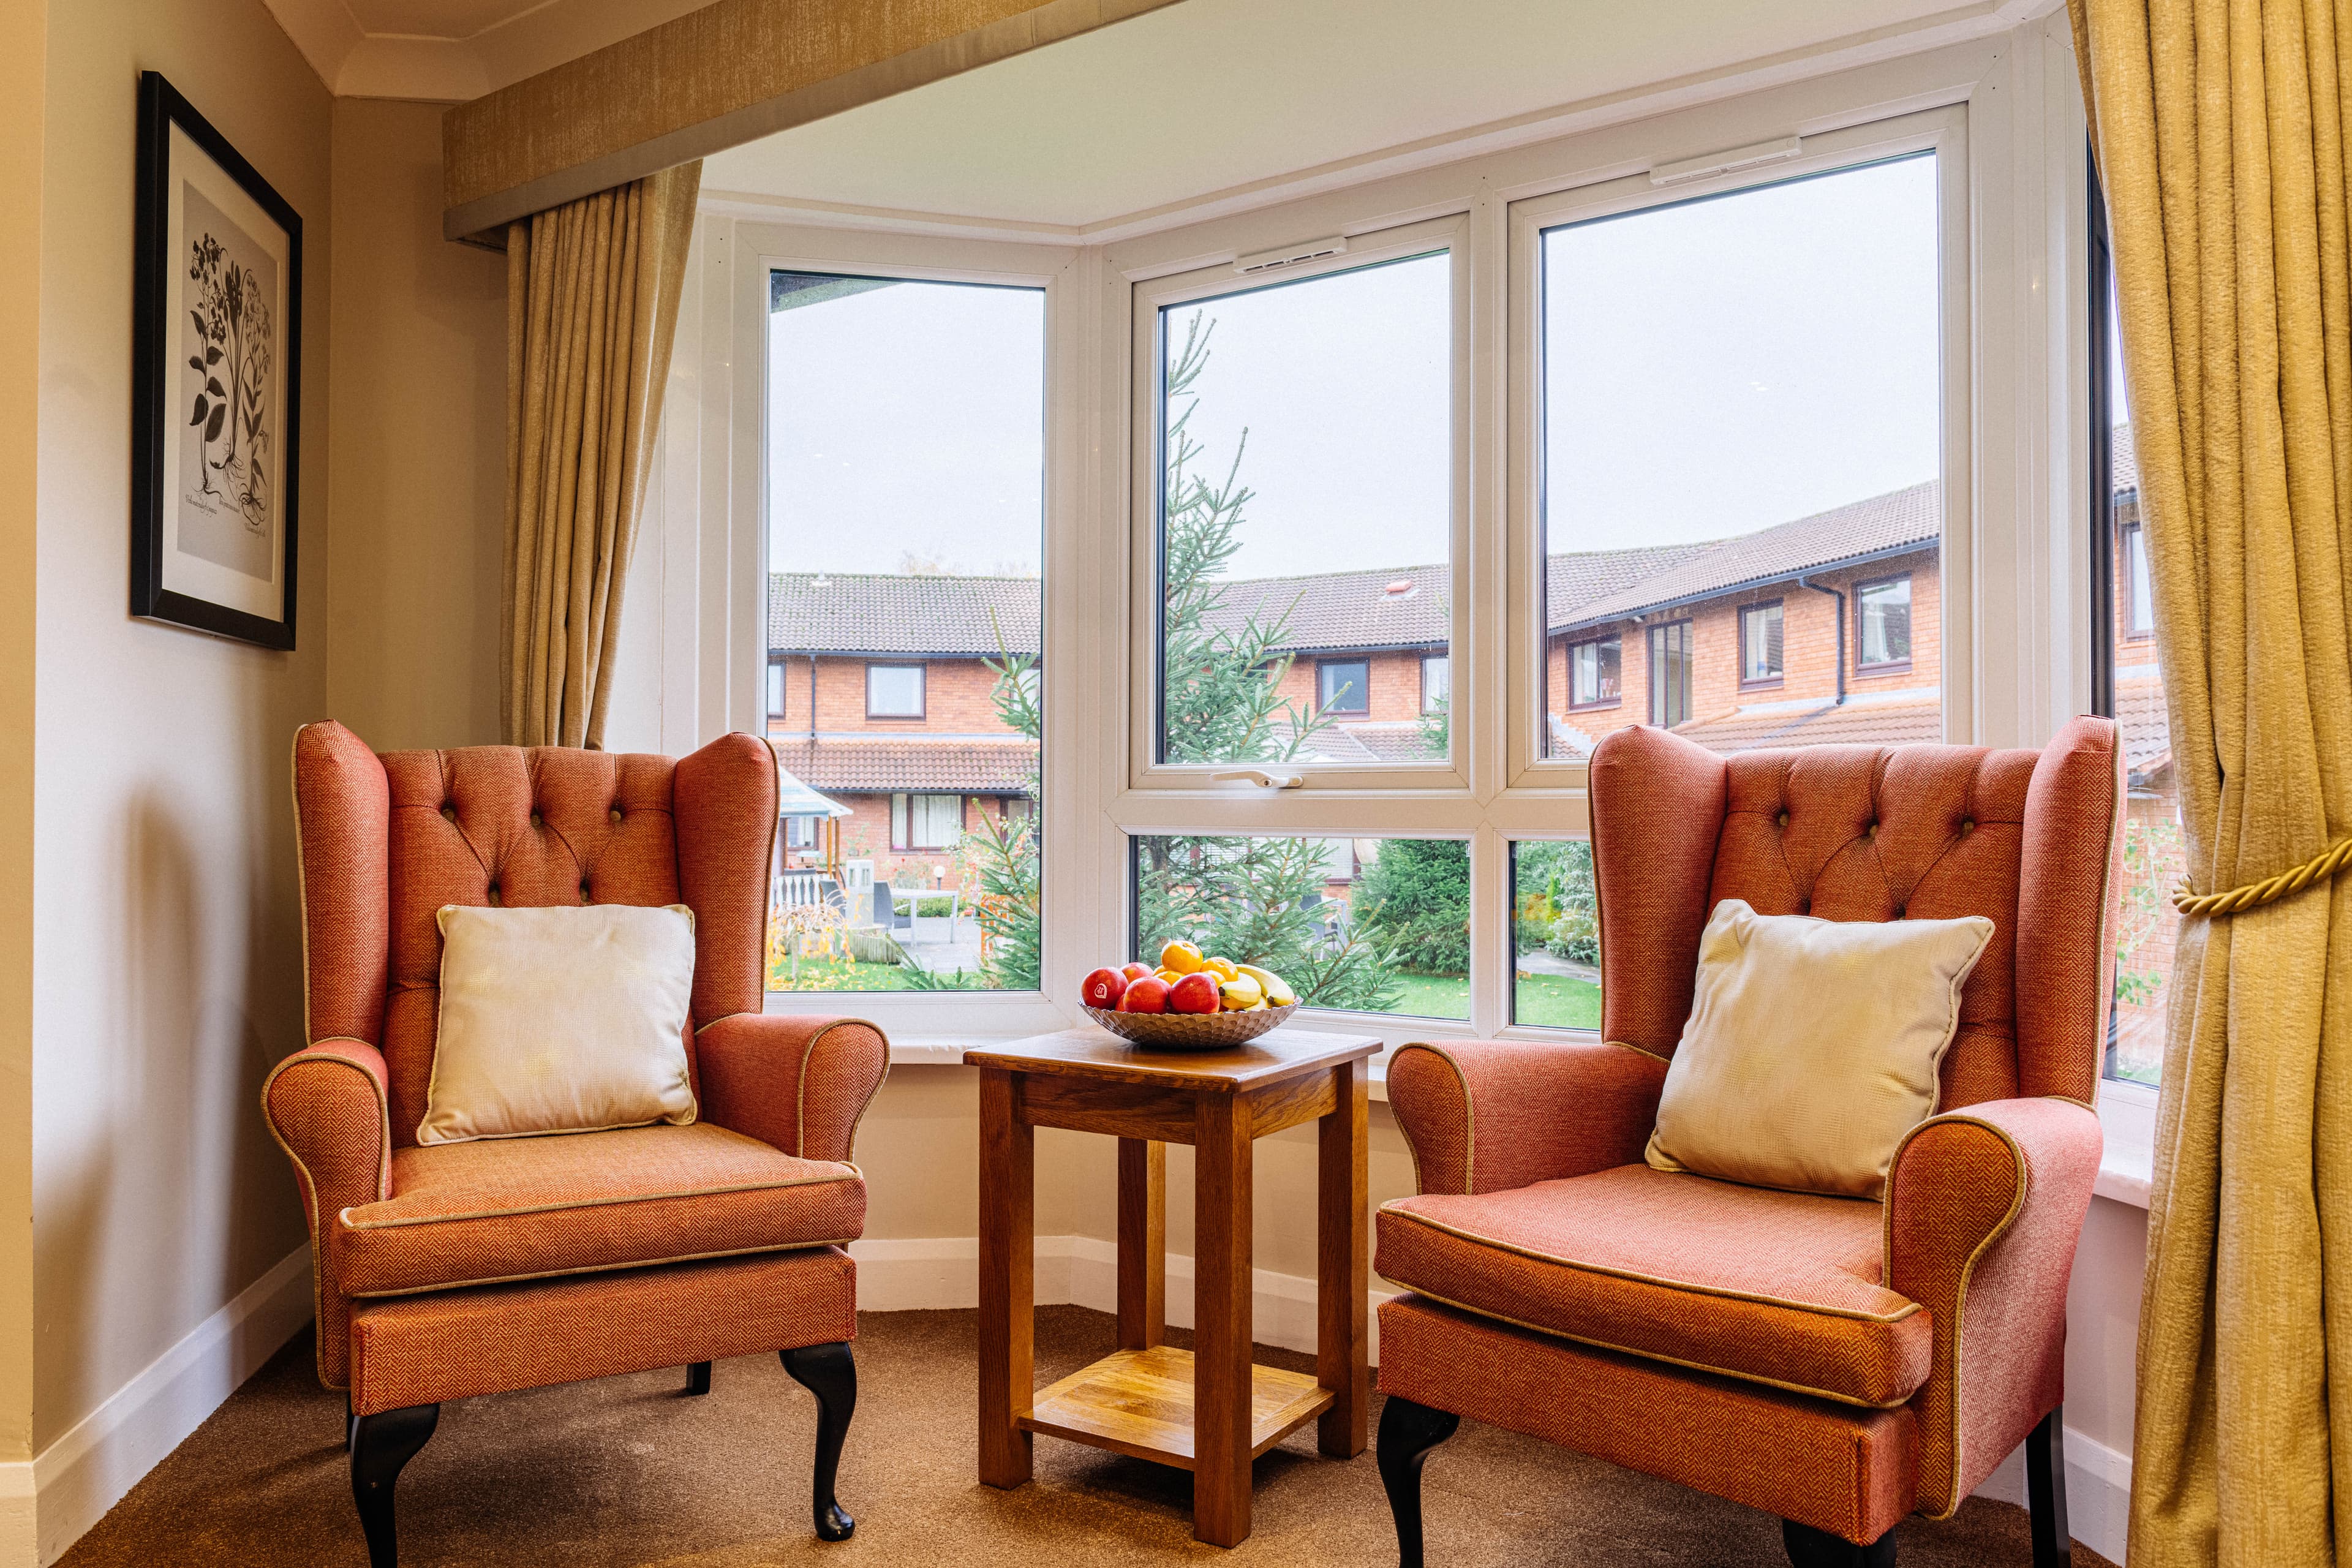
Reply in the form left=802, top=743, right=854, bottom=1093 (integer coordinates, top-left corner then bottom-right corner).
left=130, top=72, right=301, bottom=649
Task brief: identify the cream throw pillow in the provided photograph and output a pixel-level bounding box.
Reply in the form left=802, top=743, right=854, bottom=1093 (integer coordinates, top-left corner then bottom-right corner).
left=1645, top=899, right=1994, bottom=1199
left=418, top=903, right=699, bottom=1146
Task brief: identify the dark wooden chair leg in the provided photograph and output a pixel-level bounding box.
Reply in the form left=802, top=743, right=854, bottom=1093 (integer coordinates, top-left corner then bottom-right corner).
left=685, top=1360, right=713, bottom=1396
left=350, top=1403, right=439, bottom=1568
left=781, top=1341, right=857, bottom=1542
left=1782, top=1518, right=1896, bottom=1567
left=2027, top=1405, right=2071, bottom=1568
left=1376, top=1394, right=1460, bottom=1568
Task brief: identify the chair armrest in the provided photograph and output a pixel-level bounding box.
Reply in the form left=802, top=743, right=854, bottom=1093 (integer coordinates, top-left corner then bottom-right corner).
left=262, top=1038, right=391, bottom=1223
left=1387, top=1039, right=1669, bottom=1196
left=696, top=1012, right=890, bottom=1162
left=1883, top=1096, right=2102, bottom=1516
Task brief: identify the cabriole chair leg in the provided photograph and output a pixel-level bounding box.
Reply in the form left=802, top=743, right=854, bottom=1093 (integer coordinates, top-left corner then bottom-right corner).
left=1376, top=1394, right=1461, bottom=1568
left=685, top=1360, right=713, bottom=1396
left=2027, top=1405, right=2071, bottom=1568
left=1782, top=1518, right=1896, bottom=1567
left=350, top=1402, right=439, bottom=1568
left=781, top=1341, right=858, bottom=1541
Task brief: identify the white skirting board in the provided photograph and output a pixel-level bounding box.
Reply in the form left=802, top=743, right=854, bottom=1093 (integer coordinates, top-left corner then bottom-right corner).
left=0, top=1245, right=314, bottom=1568
left=854, top=1235, right=2136, bottom=1562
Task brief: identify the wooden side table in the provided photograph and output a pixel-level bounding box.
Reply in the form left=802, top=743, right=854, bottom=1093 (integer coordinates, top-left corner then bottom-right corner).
left=965, top=1025, right=1379, bottom=1547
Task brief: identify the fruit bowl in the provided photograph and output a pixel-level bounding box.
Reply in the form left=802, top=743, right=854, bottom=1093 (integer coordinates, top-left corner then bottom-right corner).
left=1083, top=1002, right=1298, bottom=1050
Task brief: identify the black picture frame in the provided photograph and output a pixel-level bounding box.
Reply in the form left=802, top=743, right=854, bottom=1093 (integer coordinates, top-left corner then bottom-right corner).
left=131, top=71, right=301, bottom=650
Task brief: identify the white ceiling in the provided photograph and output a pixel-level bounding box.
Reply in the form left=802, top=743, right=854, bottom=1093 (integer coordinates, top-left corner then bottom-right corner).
left=263, top=0, right=716, bottom=99
left=702, top=0, right=2038, bottom=235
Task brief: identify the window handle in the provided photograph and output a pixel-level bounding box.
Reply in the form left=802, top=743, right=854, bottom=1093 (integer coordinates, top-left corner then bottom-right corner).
left=1210, top=768, right=1304, bottom=790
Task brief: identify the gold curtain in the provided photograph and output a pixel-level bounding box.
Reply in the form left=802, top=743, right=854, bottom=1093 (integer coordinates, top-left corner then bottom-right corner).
left=503, top=162, right=701, bottom=748
left=2070, top=2, right=2352, bottom=1562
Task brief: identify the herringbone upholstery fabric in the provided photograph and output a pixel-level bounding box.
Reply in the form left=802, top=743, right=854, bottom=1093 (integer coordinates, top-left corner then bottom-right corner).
left=348, top=1248, right=857, bottom=1415
left=1376, top=1295, right=1920, bottom=1545
left=337, top=1123, right=864, bottom=1297
left=1384, top=719, right=2124, bottom=1542
left=1378, top=1165, right=1930, bottom=1408
left=269, top=720, right=888, bottom=1392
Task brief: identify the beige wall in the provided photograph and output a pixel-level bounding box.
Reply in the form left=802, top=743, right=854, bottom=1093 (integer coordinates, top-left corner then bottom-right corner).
left=0, top=1, right=49, bottom=1539
left=30, top=0, right=331, bottom=1460
left=325, top=98, right=506, bottom=752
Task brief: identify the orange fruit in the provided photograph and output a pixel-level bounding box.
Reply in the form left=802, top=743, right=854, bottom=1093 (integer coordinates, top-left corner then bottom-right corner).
left=1158, top=941, right=1206, bottom=975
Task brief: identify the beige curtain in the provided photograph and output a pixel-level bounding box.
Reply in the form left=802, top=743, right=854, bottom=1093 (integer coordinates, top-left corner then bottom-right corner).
left=503, top=162, right=701, bottom=748
left=2070, top=2, right=2352, bottom=1563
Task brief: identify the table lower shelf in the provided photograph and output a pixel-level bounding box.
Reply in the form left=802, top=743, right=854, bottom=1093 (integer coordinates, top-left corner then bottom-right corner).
left=1017, top=1345, right=1335, bottom=1471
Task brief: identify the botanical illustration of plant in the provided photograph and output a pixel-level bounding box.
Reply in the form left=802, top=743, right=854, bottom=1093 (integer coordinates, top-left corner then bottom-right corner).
left=186, top=232, right=274, bottom=530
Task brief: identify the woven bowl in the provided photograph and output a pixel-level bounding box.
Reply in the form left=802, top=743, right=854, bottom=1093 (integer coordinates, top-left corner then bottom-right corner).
left=1082, top=1003, right=1298, bottom=1050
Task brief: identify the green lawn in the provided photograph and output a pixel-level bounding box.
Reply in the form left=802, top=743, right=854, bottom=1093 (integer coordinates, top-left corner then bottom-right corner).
left=1328, top=971, right=1601, bottom=1029
left=767, top=956, right=934, bottom=992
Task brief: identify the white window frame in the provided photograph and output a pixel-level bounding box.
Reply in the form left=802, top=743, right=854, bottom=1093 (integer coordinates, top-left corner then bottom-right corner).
left=864, top=660, right=926, bottom=719
left=1125, top=214, right=1473, bottom=797
left=656, top=20, right=2141, bottom=1129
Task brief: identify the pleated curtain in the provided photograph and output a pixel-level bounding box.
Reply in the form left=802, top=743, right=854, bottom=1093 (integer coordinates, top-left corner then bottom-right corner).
left=503, top=162, right=701, bottom=748
left=2068, top=2, right=2352, bottom=1562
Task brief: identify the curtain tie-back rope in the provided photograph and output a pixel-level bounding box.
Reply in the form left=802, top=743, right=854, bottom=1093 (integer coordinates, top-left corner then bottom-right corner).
left=2173, top=835, right=2352, bottom=917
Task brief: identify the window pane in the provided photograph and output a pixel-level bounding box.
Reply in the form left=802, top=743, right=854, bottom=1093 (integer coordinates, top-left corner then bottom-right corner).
left=1741, top=602, right=1784, bottom=684
left=865, top=663, right=925, bottom=717
left=1542, top=156, right=1942, bottom=759
left=1510, top=841, right=1602, bottom=1029
left=1421, top=654, right=1450, bottom=714
left=1156, top=254, right=1452, bottom=767
left=1133, top=835, right=1468, bottom=1020
left=1857, top=578, right=1912, bottom=667
left=767, top=662, right=787, bottom=717
left=1570, top=636, right=1620, bottom=707
left=2100, top=244, right=2177, bottom=1087
left=765, top=273, right=1042, bottom=993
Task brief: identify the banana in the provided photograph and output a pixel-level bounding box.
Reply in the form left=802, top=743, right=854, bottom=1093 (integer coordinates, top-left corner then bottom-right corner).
left=1217, top=975, right=1263, bottom=1011
left=1235, top=964, right=1296, bottom=1006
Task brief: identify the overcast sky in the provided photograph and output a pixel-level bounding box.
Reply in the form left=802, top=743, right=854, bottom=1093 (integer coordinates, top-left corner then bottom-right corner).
left=766, top=153, right=1945, bottom=580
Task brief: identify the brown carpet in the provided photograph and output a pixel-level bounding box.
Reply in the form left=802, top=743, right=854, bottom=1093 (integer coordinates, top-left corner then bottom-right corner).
left=58, top=1307, right=2114, bottom=1567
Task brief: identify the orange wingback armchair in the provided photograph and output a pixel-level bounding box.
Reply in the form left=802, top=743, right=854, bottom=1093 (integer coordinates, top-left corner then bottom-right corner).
left=1373, top=717, right=2124, bottom=1568
left=264, top=722, right=889, bottom=1566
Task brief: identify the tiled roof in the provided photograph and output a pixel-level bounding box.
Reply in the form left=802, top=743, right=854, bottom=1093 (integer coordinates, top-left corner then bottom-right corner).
left=1559, top=482, right=1941, bottom=630
left=1672, top=690, right=1947, bottom=753
left=2111, top=421, right=2139, bottom=497
left=2114, top=670, right=2171, bottom=783
left=1549, top=543, right=1716, bottom=628
left=767, top=572, right=1041, bottom=657
left=767, top=736, right=1036, bottom=796
left=1203, top=564, right=1447, bottom=651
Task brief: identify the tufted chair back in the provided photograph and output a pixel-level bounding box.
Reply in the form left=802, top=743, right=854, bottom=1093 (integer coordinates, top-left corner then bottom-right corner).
left=1588, top=715, right=2124, bottom=1109
left=292, top=722, right=779, bottom=1146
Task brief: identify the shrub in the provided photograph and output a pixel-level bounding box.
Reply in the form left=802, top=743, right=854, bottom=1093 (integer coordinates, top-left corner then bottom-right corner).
left=1356, top=838, right=1471, bottom=975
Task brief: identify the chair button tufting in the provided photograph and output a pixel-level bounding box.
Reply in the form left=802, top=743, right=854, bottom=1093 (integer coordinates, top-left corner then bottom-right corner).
left=440, top=805, right=456, bottom=823
left=1892, top=903, right=1907, bottom=918
left=609, top=809, right=623, bottom=826
left=1960, top=818, right=1975, bottom=835
left=487, top=885, right=500, bottom=905
left=1797, top=899, right=1811, bottom=914
left=579, top=882, right=592, bottom=902
left=1866, top=821, right=1879, bottom=838
left=1777, top=812, right=1790, bottom=829
left=530, top=812, right=543, bottom=828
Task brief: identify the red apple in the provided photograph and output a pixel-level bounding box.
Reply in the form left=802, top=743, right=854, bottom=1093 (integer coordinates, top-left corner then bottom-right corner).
left=1081, top=967, right=1129, bottom=1009
left=1119, top=962, right=1154, bottom=982
left=1167, top=971, right=1221, bottom=1015
left=1120, top=976, right=1172, bottom=1013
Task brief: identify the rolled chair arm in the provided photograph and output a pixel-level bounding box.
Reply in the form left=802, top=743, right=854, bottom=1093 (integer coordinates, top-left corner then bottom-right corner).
left=261, top=1038, right=391, bottom=1389
left=1387, top=1038, right=1669, bottom=1196
left=1883, top=1095, right=2102, bottom=1517
left=696, top=1012, right=891, bottom=1163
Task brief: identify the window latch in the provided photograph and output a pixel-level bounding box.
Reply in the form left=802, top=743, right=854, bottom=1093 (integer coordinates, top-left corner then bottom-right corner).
left=1210, top=768, right=1305, bottom=790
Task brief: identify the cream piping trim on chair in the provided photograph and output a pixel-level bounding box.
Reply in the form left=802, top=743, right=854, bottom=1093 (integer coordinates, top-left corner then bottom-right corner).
left=339, top=1164, right=859, bottom=1229
left=344, top=1238, right=862, bottom=1298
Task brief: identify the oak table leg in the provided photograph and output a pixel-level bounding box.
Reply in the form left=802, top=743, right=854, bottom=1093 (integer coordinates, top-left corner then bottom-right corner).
left=1193, top=1093, right=1255, bottom=1548
left=1317, top=1059, right=1369, bottom=1458
left=978, top=1067, right=1035, bottom=1488
left=1117, top=1138, right=1166, bottom=1351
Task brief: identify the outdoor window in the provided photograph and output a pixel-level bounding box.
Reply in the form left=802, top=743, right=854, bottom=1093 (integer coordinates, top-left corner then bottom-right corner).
left=767, top=661, right=788, bottom=720
left=1856, top=576, right=1913, bottom=669
left=1133, top=835, right=1469, bottom=1021
left=1568, top=635, right=1620, bottom=709
left=2122, top=524, right=2154, bottom=638
left=1648, top=621, right=1693, bottom=728
left=784, top=815, right=818, bottom=850
left=1509, top=842, right=1602, bottom=1028
left=1319, top=659, right=1370, bottom=717
left=764, top=269, right=1042, bottom=995
left=892, top=793, right=964, bottom=851
left=1150, top=250, right=1452, bottom=768
left=1539, top=153, right=1944, bottom=759
left=2094, top=184, right=2176, bottom=1088
left=865, top=662, right=925, bottom=718
left=1740, top=601, right=1784, bottom=685
left=1420, top=654, right=1450, bottom=715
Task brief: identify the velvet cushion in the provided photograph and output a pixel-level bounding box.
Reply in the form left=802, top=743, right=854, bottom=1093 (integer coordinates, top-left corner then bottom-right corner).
left=420, top=903, right=698, bottom=1145
left=1645, top=899, right=1993, bottom=1198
